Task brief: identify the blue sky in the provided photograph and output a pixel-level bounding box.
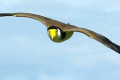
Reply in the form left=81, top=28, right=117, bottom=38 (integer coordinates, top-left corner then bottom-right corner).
left=0, top=0, right=120, bottom=80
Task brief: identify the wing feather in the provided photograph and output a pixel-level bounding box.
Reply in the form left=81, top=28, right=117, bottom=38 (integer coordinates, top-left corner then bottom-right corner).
left=0, top=13, right=67, bottom=28
left=65, top=25, right=120, bottom=53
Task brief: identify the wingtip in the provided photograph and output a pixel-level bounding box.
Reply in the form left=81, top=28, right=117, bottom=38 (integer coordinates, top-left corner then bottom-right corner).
left=103, top=36, right=120, bottom=54
left=0, top=13, right=13, bottom=17
left=110, top=43, right=120, bottom=54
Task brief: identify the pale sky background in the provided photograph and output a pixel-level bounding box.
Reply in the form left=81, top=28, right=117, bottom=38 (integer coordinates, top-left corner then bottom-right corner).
left=0, top=0, right=120, bottom=80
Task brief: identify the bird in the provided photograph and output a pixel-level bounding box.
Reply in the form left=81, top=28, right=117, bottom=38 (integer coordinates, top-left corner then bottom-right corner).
left=0, top=12, right=120, bottom=53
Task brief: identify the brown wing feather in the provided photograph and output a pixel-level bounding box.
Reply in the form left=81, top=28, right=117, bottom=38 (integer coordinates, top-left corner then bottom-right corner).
left=65, top=24, right=120, bottom=53
left=0, top=13, right=68, bottom=28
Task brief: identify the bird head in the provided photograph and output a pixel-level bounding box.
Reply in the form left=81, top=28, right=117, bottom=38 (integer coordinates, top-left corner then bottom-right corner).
left=47, top=26, right=62, bottom=42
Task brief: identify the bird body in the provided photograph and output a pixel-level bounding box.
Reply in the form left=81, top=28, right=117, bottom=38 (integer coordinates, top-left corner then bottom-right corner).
left=47, top=26, right=73, bottom=42
left=0, top=12, right=120, bottom=53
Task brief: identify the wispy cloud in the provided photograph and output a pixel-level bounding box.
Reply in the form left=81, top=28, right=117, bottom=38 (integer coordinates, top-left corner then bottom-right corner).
left=103, top=7, right=120, bottom=12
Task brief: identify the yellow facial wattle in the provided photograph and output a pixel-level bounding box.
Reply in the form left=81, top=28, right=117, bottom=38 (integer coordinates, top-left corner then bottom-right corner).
left=48, top=29, right=57, bottom=39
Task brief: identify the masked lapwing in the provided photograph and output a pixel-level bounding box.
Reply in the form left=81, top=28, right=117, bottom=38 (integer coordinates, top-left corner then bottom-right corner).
left=0, top=13, right=119, bottom=53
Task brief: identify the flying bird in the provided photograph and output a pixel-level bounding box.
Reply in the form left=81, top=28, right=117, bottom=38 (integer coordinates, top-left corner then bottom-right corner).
left=0, top=13, right=120, bottom=53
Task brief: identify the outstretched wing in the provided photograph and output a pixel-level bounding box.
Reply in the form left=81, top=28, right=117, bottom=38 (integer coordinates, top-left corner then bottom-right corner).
left=0, top=12, right=120, bottom=53
left=0, top=12, right=68, bottom=28
left=65, top=24, right=120, bottom=53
